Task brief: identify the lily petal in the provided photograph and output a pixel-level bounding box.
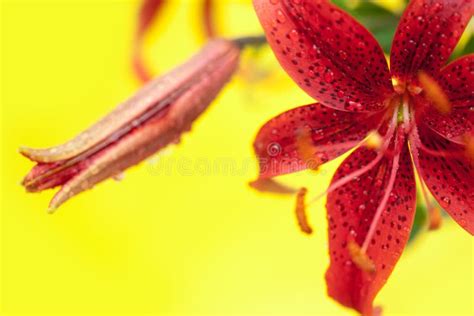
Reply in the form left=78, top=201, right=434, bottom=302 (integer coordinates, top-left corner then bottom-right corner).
left=326, top=138, right=416, bottom=316
left=133, top=0, right=165, bottom=82
left=203, top=0, right=217, bottom=38
left=253, top=103, right=385, bottom=179
left=421, top=54, right=474, bottom=143
left=390, top=0, right=473, bottom=81
left=253, top=0, right=393, bottom=112
left=413, top=124, right=474, bottom=234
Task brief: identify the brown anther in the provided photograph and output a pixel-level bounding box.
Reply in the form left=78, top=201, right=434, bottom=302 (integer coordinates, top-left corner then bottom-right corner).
left=428, top=206, right=443, bottom=230
left=296, top=127, right=322, bottom=171
left=295, top=187, right=313, bottom=234
left=418, top=71, right=451, bottom=114
left=348, top=240, right=376, bottom=274
left=462, top=133, right=474, bottom=162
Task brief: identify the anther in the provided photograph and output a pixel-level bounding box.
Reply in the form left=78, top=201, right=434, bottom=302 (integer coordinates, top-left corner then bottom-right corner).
left=364, top=130, right=383, bottom=150
left=296, top=127, right=322, bottom=171
left=295, top=187, right=313, bottom=234
left=348, top=239, right=376, bottom=274
left=428, top=206, right=443, bottom=230
left=418, top=71, right=451, bottom=114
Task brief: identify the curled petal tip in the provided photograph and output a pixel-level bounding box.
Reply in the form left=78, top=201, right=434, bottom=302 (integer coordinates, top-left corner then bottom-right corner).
left=47, top=205, right=58, bottom=214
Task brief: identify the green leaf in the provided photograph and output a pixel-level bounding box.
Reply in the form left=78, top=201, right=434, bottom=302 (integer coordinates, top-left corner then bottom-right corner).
left=332, top=1, right=401, bottom=53
left=451, top=34, right=474, bottom=61
left=409, top=198, right=427, bottom=242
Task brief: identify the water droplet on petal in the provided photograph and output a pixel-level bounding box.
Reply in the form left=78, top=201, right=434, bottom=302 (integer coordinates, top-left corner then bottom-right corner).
left=442, top=196, right=451, bottom=205
left=451, top=12, right=461, bottom=22
left=339, top=50, right=348, bottom=60
left=276, top=10, right=286, bottom=23
left=324, top=71, right=334, bottom=83
left=289, top=29, right=299, bottom=41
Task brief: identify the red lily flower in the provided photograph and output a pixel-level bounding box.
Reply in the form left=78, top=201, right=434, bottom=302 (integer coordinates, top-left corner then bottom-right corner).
left=252, top=0, right=473, bottom=314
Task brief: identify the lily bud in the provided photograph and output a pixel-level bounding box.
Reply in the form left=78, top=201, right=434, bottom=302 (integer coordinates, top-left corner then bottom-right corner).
left=20, top=39, right=240, bottom=211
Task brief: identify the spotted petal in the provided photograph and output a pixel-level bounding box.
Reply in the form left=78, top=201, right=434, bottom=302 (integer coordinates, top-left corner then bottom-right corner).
left=414, top=125, right=474, bottom=234
left=253, top=103, right=385, bottom=179
left=422, top=55, right=474, bottom=143
left=253, top=0, right=393, bottom=112
left=390, top=0, right=473, bottom=81
left=326, top=139, right=416, bottom=315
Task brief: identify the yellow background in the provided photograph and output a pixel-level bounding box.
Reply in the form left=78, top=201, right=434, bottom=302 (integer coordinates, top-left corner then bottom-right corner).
left=1, top=0, right=472, bottom=315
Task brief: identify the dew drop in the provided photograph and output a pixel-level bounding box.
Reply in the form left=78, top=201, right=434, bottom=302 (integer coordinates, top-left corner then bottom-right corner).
left=451, top=12, right=461, bottom=22
left=276, top=10, right=287, bottom=23
left=324, top=71, right=334, bottom=83
left=442, top=196, right=451, bottom=205
left=289, top=29, right=299, bottom=41
left=337, top=90, right=345, bottom=98
left=316, top=152, right=328, bottom=162
left=347, top=101, right=363, bottom=111
left=358, top=204, right=366, bottom=211
left=339, top=50, right=348, bottom=60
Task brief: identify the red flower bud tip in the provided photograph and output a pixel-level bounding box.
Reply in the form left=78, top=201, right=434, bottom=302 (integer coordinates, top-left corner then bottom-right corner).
left=295, top=187, right=312, bottom=235
left=20, top=39, right=240, bottom=211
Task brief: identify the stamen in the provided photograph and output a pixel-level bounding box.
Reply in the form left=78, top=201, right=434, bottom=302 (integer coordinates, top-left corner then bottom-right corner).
left=428, top=205, right=443, bottom=230
left=364, top=130, right=383, bottom=150
left=348, top=239, right=376, bottom=274
left=295, top=187, right=313, bottom=234
left=409, top=122, right=464, bottom=158
left=306, top=111, right=399, bottom=207
left=462, top=133, right=474, bottom=162
left=361, top=135, right=402, bottom=252
left=296, top=127, right=323, bottom=171
left=418, top=71, right=451, bottom=114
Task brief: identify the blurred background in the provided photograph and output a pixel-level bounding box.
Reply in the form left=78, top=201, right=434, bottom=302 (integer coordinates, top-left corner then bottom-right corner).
left=1, top=0, right=473, bottom=315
